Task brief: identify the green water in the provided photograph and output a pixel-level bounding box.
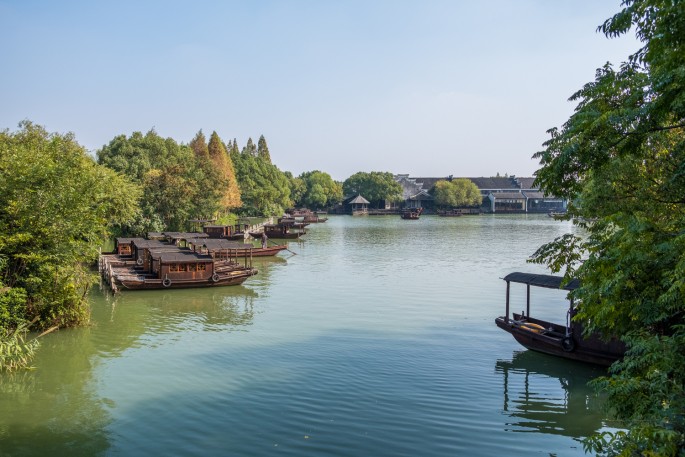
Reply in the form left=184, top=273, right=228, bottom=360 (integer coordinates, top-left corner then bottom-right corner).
left=0, top=215, right=617, bottom=456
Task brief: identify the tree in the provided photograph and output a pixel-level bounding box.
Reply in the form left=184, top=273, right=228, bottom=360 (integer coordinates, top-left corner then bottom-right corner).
left=242, top=137, right=257, bottom=157
left=285, top=171, right=306, bottom=207
left=432, top=179, right=481, bottom=208
left=531, top=1, right=685, bottom=454
left=189, top=130, right=209, bottom=159
left=342, top=172, right=403, bottom=208
left=432, top=181, right=458, bottom=208
left=208, top=131, right=241, bottom=210
left=231, top=139, right=291, bottom=215
left=296, top=170, right=343, bottom=209
left=98, top=130, right=222, bottom=232
left=257, top=135, right=272, bottom=163
left=0, top=121, right=140, bottom=332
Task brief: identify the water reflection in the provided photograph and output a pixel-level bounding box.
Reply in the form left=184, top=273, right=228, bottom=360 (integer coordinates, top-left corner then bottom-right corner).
left=0, top=329, right=112, bottom=456
left=495, top=350, right=606, bottom=438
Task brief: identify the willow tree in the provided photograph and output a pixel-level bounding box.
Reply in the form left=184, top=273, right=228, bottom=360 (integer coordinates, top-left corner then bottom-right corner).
left=531, top=1, right=685, bottom=454
left=0, top=121, right=140, bottom=332
left=432, top=179, right=481, bottom=208
left=208, top=131, right=241, bottom=210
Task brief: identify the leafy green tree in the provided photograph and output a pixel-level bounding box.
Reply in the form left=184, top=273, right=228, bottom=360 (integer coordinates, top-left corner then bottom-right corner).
left=232, top=140, right=291, bottom=215
left=297, top=170, right=342, bottom=209
left=432, top=179, right=481, bottom=208
left=531, top=1, right=685, bottom=454
left=285, top=171, right=306, bottom=208
left=343, top=172, right=403, bottom=208
left=98, top=130, right=222, bottom=232
left=432, top=181, right=458, bottom=207
left=0, top=121, right=140, bottom=332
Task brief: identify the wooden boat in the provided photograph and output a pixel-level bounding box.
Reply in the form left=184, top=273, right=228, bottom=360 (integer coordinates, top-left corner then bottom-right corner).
left=186, top=238, right=288, bottom=257
left=288, top=209, right=327, bottom=221
left=400, top=208, right=423, bottom=219
left=278, top=217, right=309, bottom=228
left=494, top=272, right=625, bottom=366
left=107, top=250, right=257, bottom=291
left=250, top=223, right=306, bottom=239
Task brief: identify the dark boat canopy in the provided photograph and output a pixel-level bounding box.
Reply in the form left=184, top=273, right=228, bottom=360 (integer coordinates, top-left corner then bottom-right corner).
left=154, top=252, right=214, bottom=263
left=503, top=272, right=579, bottom=291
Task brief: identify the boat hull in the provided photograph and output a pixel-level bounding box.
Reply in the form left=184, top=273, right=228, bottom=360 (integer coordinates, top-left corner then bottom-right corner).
left=495, top=314, right=624, bottom=366
left=117, top=269, right=257, bottom=290
left=249, top=231, right=304, bottom=239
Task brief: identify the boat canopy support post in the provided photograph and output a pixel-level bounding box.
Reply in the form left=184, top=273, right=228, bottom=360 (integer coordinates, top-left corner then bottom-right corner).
left=505, top=281, right=510, bottom=322
left=566, top=297, right=574, bottom=336
left=526, top=284, right=530, bottom=318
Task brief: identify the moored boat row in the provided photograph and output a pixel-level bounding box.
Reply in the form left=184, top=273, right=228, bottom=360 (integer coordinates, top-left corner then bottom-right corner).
left=99, top=230, right=285, bottom=293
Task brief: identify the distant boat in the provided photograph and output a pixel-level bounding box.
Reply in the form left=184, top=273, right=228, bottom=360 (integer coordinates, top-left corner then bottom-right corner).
left=400, top=208, right=423, bottom=220
left=494, top=272, right=625, bottom=366
left=250, top=222, right=306, bottom=239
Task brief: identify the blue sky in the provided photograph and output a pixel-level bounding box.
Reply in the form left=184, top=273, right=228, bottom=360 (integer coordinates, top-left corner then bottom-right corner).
left=1, top=1, right=638, bottom=181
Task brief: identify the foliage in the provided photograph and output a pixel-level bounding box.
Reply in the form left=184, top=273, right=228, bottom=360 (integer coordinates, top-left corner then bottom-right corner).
left=531, top=1, right=685, bottom=454
left=285, top=171, right=306, bottom=207
left=257, top=135, right=272, bottom=163
left=208, top=131, right=242, bottom=210
left=431, top=178, right=481, bottom=208
left=0, top=121, right=139, bottom=330
left=295, top=170, right=343, bottom=210
left=231, top=137, right=292, bottom=215
left=98, top=130, right=223, bottom=232
left=342, top=172, right=403, bottom=208
left=0, top=320, right=39, bottom=372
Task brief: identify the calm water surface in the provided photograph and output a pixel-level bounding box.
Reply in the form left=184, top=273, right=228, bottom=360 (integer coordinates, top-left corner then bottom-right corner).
left=0, top=215, right=619, bottom=456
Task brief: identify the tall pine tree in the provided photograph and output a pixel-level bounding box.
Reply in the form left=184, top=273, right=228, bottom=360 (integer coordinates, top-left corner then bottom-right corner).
left=189, top=130, right=209, bottom=159
left=208, top=131, right=241, bottom=210
left=242, top=137, right=257, bottom=157
left=257, top=135, right=272, bottom=163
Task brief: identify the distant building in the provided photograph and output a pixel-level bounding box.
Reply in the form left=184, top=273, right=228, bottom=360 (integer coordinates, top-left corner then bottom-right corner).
left=348, top=195, right=370, bottom=215
left=395, top=174, right=434, bottom=210
left=393, top=175, right=566, bottom=213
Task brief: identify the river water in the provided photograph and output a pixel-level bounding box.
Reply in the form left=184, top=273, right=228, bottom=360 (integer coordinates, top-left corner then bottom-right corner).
left=0, top=215, right=619, bottom=456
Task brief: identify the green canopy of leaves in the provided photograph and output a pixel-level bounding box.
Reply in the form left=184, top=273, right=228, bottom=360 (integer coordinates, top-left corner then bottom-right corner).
left=432, top=179, right=481, bottom=208
left=98, top=130, right=224, bottom=233
left=531, top=1, right=685, bottom=454
left=295, top=170, right=342, bottom=210
left=342, top=172, right=403, bottom=208
left=231, top=138, right=292, bottom=215
left=0, top=121, right=140, bottom=329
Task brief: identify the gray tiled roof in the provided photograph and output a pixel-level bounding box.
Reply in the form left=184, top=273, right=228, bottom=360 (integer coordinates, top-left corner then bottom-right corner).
left=349, top=195, right=370, bottom=204
left=491, top=191, right=526, bottom=199
left=408, top=176, right=525, bottom=191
